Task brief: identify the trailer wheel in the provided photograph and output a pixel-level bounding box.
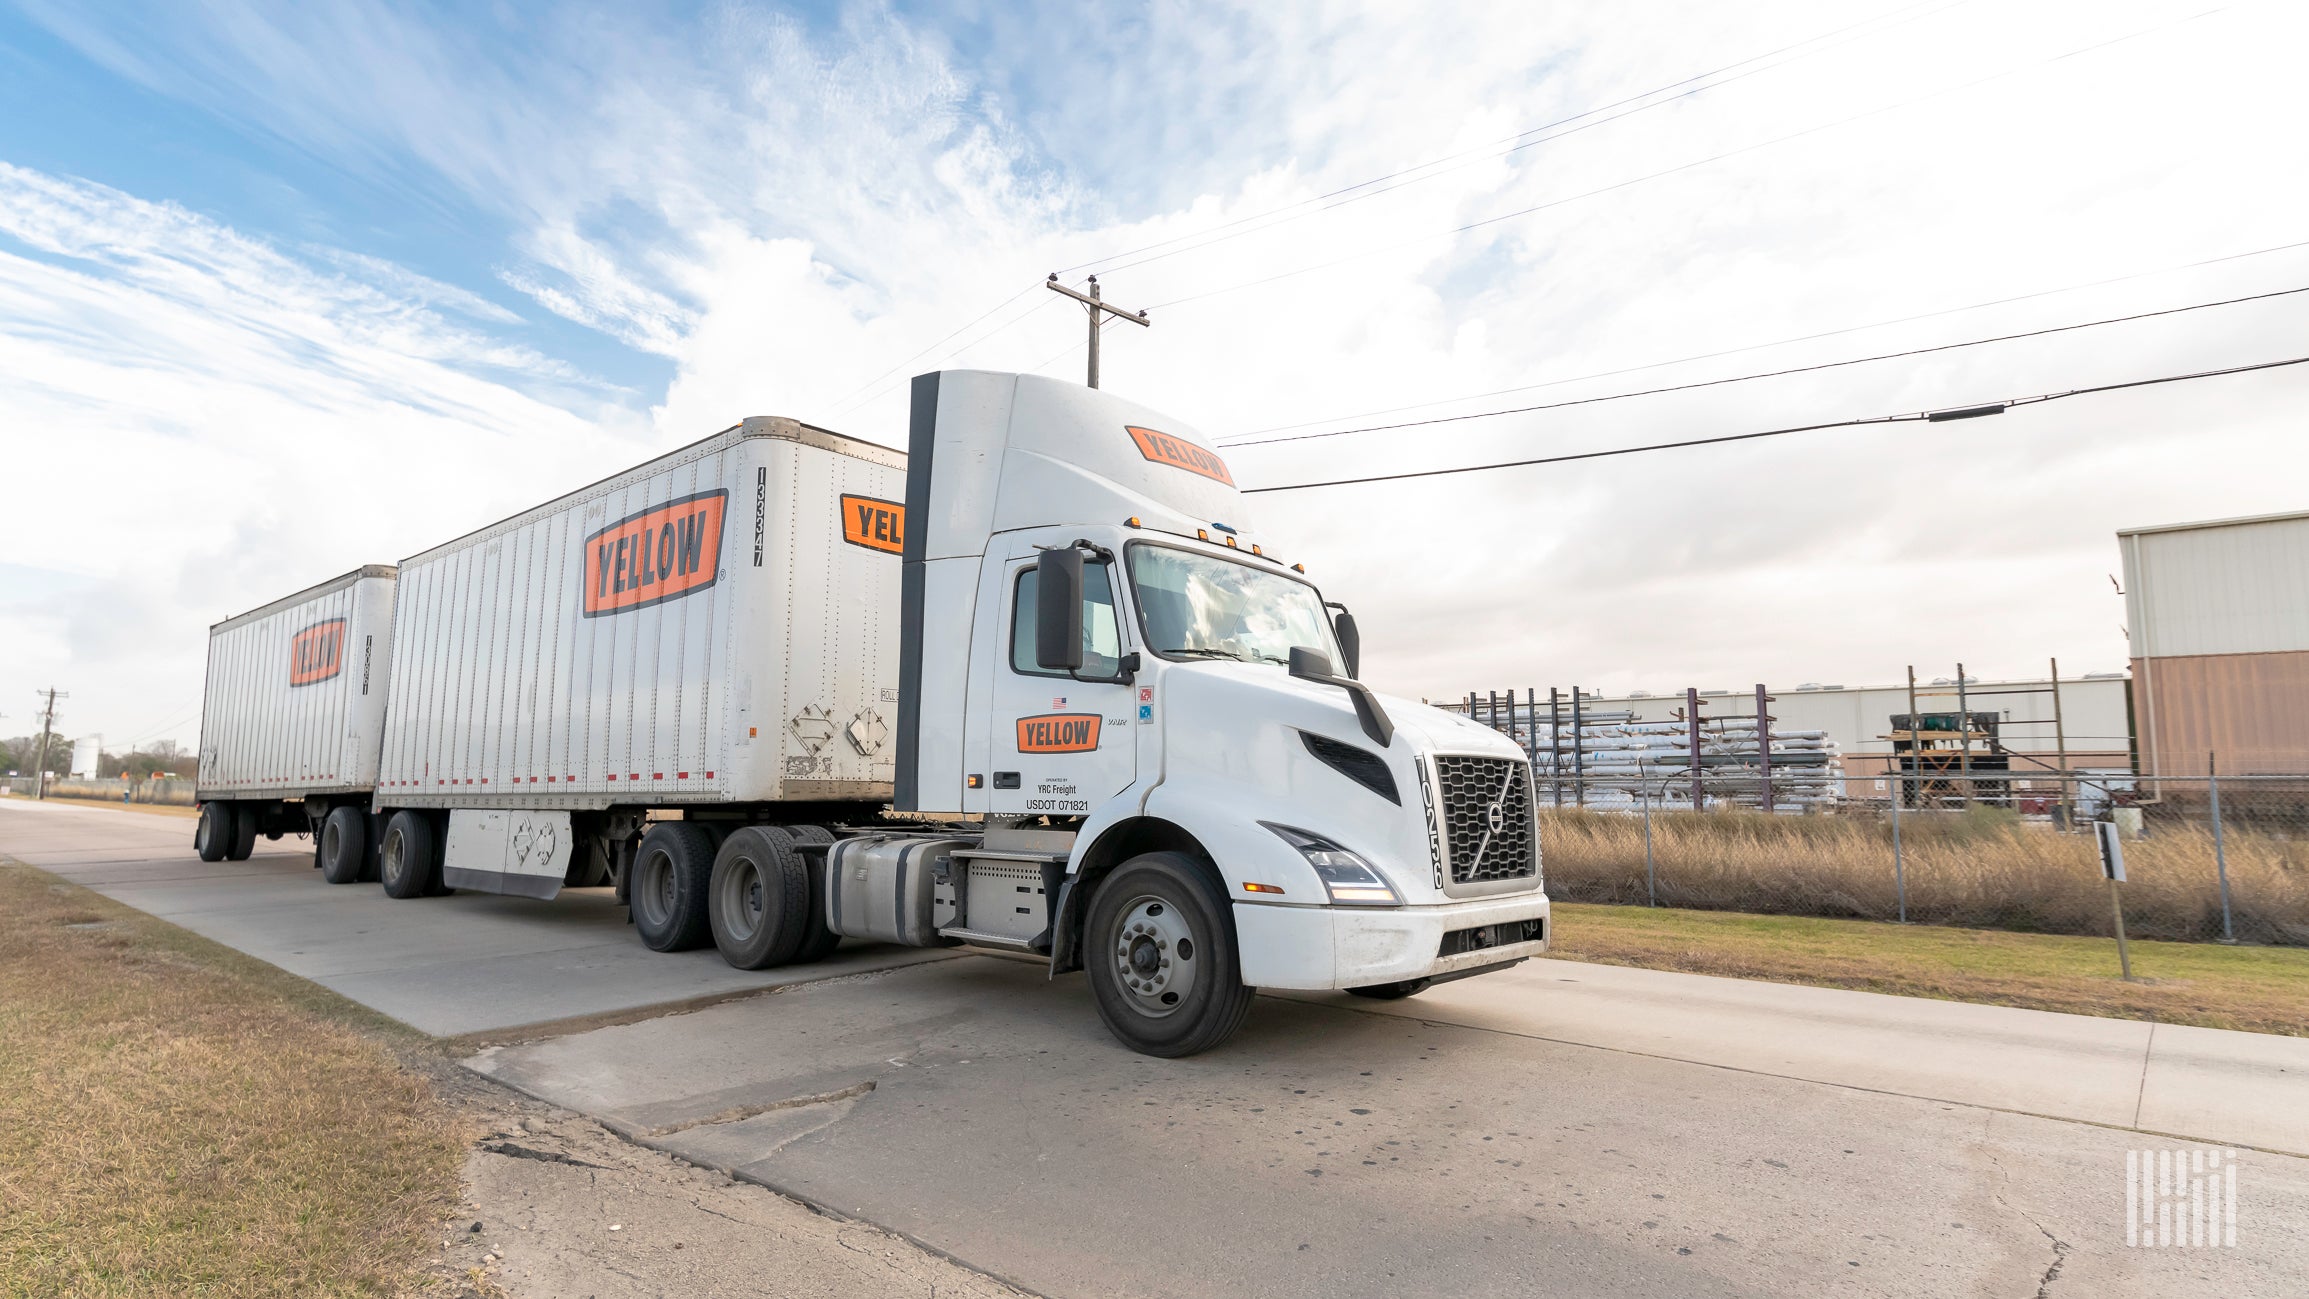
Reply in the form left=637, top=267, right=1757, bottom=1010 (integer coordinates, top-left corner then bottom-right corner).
left=632, top=822, right=717, bottom=952
left=1084, top=852, right=1255, bottom=1058
left=783, top=825, right=843, bottom=964
left=195, top=803, right=232, bottom=862
left=1346, top=978, right=1431, bottom=1000
left=318, top=805, right=368, bottom=884
left=379, top=810, right=439, bottom=899
left=226, top=804, right=258, bottom=862
left=708, top=826, right=809, bottom=968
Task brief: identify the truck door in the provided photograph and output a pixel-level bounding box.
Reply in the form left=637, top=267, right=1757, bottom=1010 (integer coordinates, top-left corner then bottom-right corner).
left=987, top=548, right=1138, bottom=817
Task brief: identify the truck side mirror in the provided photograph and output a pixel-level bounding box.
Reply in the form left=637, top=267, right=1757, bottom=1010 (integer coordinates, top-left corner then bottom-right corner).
left=1288, top=646, right=1335, bottom=679
left=1035, top=547, right=1084, bottom=672
left=1330, top=607, right=1361, bottom=680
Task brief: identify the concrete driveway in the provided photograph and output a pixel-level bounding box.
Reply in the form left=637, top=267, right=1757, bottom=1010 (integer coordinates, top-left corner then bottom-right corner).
left=8, top=795, right=2307, bottom=1297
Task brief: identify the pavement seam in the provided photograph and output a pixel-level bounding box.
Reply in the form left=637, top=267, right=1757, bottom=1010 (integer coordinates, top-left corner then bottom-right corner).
left=462, top=1062, right=1051, bottom=1299
left=1284, top=997, right=2309, bottom=1160
left=2132, top=1021, right=2156, bottom=1129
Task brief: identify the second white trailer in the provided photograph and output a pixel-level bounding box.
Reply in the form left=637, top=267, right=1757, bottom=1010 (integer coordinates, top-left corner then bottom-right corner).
left=194, top=565, right=398, bottom=870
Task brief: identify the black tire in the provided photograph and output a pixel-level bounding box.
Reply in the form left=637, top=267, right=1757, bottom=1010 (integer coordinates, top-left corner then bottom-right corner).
left=1346, top=978, right=1432, bottom=1000
left=783, top=825, right=843, bottom=964
left=564, top=837, right=612, bottom=888
left=1084, top=852, right=1256, bottom=1058
left=318, top=805, right=368, bottom=884
left=709, top=826, right=809, bottom=969
left=194, top=802, right=232, bottom=862
left=632, top=822, right=718, bottom=952
left=379, top=810, right=439, bottom=900
left=226, top=804, right=258, bottom=861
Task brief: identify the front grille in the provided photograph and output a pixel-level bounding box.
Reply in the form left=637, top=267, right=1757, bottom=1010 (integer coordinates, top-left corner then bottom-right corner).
left=1433, top=755, right=1537, bottom=885
left=1439, top=917, right=1546, bottom=958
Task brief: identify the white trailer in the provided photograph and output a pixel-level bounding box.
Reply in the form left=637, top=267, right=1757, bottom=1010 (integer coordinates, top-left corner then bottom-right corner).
left=245, top=372, right=1546, bottom=1057
left=367, top=417, right=903, bottom=903
left=194, top=565, right=397, bottom=874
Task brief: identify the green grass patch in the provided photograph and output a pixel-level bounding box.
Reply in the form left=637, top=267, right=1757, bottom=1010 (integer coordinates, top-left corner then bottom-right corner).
left=1550, top=900, right=2309, bottom=1037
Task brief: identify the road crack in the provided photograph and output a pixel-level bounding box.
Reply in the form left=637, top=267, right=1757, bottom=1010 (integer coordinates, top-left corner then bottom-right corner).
left=643, top=1080, right=877, bottom=1137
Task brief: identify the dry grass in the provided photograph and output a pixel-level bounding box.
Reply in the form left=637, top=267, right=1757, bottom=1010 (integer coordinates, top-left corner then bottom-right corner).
left=1541, top=806, right=2309, bottom=946
left=0, top=859, right=473, bottom=1297
left=1549, top=901, right=2309, bottom=1037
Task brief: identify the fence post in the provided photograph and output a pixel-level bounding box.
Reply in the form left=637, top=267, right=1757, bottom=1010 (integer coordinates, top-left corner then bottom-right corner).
left=1642, top=779, right=1656, bottom=908
left=1889, top=770, right=1908, bottom=924
left=2209, top=752, right=2235, bottom=943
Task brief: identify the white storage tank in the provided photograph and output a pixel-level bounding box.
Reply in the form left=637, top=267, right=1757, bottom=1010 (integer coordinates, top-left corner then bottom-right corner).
left=374, top=417, right=905, bottom=810
left=197, top=566, right=398, bottom=799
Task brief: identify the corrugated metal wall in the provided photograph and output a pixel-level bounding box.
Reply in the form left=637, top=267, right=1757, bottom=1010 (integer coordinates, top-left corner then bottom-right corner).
left=198, top=573, right=395, bottom=797
left=2121, top=512, right=2309, bottom=658
left=2121, top=511, right=2309, bottom=776
left=374, top=423, right=906, bottom=808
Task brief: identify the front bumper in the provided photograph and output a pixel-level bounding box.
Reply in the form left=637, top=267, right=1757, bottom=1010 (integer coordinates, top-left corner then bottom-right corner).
left=1232, top=890, right=1550, bottom=990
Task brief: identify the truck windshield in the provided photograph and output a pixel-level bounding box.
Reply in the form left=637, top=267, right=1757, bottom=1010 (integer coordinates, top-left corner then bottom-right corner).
left=1126, top=543, right=1336, bottom=667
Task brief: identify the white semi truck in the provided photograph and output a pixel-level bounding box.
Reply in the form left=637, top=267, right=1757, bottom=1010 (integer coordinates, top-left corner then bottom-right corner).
left=203, top=371, right=1548, bottom=1055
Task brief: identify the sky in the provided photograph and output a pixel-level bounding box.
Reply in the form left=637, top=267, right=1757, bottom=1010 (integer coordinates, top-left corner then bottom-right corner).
left=3, top=0, right=2308, bottom=753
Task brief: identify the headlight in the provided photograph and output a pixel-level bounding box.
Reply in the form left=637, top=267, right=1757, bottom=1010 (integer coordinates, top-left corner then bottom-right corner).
left=1261, top=822, right=1401, bottom=906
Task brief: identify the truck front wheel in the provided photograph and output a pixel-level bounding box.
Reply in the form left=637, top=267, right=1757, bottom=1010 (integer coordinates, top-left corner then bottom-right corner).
left=1084, top=852, right=1255, bottom=1058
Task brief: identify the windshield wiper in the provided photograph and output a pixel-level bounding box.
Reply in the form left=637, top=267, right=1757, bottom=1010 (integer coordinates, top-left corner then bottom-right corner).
left=1168, top=648, right=1248, bottom=661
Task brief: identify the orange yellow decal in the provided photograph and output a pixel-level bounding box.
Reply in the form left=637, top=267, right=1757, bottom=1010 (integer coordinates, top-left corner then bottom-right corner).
left=840, top=493, right=906, bottom=554
left=1016, top=713, right=1103, bottom=753
left=289, top=618, right=347, bottom=687
left=1125, top=425, right=1235, bottom=487
left=584, top=490, right=727, bottom=617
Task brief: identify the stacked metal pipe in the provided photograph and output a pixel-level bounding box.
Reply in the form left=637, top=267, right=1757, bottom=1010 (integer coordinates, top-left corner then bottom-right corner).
left=1455, top=702, right=1844, bottom=812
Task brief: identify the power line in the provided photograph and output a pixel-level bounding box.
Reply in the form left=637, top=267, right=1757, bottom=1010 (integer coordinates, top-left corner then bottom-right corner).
left=1066, top=0, right=1959, bottom=279
left=818, top=281, right=1046, bottom=419
left=1218, top=282, right=2309, bottom=448
left=1223, top=235, right=2309, bottom=439
left=821, top=288, right=1063, bottom=421
left=1143, top=6, right=2226, bottom=315
left=1241, top=352, right=2309, bottom=493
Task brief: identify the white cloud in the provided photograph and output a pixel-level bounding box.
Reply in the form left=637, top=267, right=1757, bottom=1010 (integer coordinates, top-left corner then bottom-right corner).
left=8, top=0, right=2309, bottom=749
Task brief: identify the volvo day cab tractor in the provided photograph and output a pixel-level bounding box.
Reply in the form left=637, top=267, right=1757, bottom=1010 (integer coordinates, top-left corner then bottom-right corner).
left=338, top=369, right=1550, bottom=1056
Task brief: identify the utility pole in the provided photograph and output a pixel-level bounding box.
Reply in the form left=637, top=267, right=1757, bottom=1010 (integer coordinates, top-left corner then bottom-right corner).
left=1046, top=274, right=1150, bottom=389
left=29, top=688, right=66, bottom=801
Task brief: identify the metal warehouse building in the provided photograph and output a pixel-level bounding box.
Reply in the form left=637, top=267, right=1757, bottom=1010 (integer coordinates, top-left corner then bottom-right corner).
left=2121, top=509, right=2309, bottom=778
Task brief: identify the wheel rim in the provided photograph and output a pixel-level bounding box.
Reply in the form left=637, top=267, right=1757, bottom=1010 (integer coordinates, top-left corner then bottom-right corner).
left=718, top=856, right=764, bottom=943
left=1109, top=893, right=1198, bottom=1018
left=322, top=822, right=341, bottom=864
left=637, top=850, right=674, bottom=928
left=381, top=829, right=406, bottom=886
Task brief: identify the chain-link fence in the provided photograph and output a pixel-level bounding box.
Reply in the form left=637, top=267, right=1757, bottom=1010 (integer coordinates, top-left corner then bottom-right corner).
left=0, top=775, right=196, bottom=805
left=1534, top=772, right=2309, bottom=947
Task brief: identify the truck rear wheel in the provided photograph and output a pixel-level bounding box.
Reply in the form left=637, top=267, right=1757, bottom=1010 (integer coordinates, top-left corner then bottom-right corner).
left=783, top=825, right=843, bottom=964
left=379, top=810, right=439, bottom=899
left=226, top=804, right=258, bottom=861
left=195, top=802, right=232, bottom=862
left=709, top=826, right=808, bottom=969
left=1084, top=852, right=1255, bottom=1058
left=633, top=822, right=717, bottom=952
left=319, top=806, right=368, bottom=884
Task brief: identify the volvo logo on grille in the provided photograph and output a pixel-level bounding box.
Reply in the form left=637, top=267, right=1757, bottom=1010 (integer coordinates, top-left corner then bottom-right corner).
left=1485, top=800, right=1506, bottom=835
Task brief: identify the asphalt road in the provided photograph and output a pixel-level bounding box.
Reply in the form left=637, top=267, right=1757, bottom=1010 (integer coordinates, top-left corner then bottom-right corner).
left=8, top=795, right=2307, bottom=1297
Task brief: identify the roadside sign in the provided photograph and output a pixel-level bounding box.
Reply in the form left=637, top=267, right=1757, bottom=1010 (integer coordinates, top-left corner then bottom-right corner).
left=2096, top=820, right=2127, bottom=882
